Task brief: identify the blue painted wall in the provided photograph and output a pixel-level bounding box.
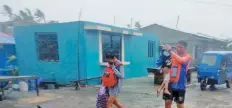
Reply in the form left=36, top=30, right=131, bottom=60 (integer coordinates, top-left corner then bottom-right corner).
left=15, top=22, right=82, bottom=84
left=83, top=22, right=159, bottom=84
left=124, top=33, right=159, bottom=78
left=14, top=21, right=159, bottom=85
left=0, top=44, right=17, bottom=68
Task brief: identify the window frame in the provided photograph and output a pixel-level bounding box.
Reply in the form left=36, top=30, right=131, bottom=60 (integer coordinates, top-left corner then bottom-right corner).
left=101, top=32, right=122, bottom=62
left=148, top=40, right=155, bottom=58
left=35, top=32, right=59, bottom=62
left=98, top=31, right=130, bottom=66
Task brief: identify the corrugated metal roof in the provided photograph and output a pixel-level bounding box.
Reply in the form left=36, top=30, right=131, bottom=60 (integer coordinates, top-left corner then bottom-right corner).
left=0, top=32, right=11, bottom=37
left=141, top=24, right=226, bottom=43
left=0, top=32, right=15, bottom=44
left=0, top=36, right=15, bottom=44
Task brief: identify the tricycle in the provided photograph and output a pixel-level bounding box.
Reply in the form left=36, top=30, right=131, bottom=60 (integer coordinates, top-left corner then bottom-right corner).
left=197, top=51, right=232, bottom=91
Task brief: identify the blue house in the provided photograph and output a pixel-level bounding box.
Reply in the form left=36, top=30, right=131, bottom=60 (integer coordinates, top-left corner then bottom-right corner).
left=0, top=35, right=16, bottom=69
left=14, top=21, right=159, bottom=85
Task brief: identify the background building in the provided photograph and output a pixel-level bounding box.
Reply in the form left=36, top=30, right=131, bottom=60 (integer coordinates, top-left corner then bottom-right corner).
left=140, top=24, right=227, bottom=66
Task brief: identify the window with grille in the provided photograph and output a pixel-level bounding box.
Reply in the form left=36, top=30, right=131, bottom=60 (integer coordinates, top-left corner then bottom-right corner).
left=35, top=32, right=59, bottom=62
left=148, top=40, right=155, bottom=58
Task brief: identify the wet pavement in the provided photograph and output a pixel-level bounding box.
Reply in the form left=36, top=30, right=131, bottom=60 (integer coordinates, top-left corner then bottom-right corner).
left=1, top=72, right=232, bottom=108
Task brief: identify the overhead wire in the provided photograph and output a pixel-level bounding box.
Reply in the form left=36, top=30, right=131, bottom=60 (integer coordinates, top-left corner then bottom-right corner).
left=185, top=0, right=232, bottom=7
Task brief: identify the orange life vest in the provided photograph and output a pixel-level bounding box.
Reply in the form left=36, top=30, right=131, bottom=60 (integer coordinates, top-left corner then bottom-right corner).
left=170, top=53, right=192, bottom=83
left=102, top=67, right=118, bottom=87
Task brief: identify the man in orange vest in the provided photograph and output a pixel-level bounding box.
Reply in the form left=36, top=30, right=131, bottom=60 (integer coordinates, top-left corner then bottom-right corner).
left=163, top=41, right=192, bottom=108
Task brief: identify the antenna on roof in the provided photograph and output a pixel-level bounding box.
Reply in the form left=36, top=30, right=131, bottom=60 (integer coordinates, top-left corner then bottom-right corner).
left=114, top=16, right=116, bottom=25
left=78, top=8, right=82, bottom=21
left=131, top=18, right=133, bottom=29
left=176, top=15, right=180, bottom=29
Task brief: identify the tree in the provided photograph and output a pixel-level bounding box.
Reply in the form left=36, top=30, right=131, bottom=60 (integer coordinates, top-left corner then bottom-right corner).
left=24, top=8, right=35, bottom=23
left=127, top=24, right=131, bottom=29
left=134, top=21, right=141, bottom=29
left=1, top=5, right=47, bottom=24
left=19, top=10, right=33, bottom=24
left=12, top=15, right=23, bottom=24
left=1, top=5, right=48, bottom=34
left=34, top=9, right=46, bottom=23
left=1, top=5, right=13, bottom=20
left=16, top=8, right=37, bottom=24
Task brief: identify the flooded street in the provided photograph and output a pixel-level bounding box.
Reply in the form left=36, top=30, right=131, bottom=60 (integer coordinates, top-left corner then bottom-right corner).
left=1, top=0, right=232, bottom=107
left=1, top=72, right=232, bottom=108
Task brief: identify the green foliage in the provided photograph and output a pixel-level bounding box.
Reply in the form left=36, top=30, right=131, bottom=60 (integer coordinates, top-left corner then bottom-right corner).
left=1, top=5, right=51, bottom=27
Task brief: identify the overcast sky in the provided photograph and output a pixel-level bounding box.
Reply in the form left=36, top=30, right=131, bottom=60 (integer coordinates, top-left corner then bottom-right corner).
left=1, top=0, right=232, bottom=39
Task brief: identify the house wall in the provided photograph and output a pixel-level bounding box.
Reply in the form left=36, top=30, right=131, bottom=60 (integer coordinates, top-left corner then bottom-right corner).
left=83, top=22, right=159, bottom=85
left=0, top=44, right=16, bottom=68
left=84, top=30, right=103, bottom=84
left=14, top=22, right=82, bottom=84
left=15, top=21, right=160, bottom=85
left=84, top=31, right=159, bottom=83
left=124, top=32, right=159, bottom=78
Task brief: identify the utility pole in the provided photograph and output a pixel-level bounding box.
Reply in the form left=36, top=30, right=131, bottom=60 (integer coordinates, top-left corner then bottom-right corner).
left=77, top=8, right=82, bottom=81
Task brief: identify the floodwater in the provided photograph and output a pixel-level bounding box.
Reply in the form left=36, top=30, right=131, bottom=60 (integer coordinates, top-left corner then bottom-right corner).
left=1, top=73, right=232, bottom=108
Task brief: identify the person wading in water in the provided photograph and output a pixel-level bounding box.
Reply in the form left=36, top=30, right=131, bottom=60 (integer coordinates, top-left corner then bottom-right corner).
left=162, top=41, right=192, bottom=108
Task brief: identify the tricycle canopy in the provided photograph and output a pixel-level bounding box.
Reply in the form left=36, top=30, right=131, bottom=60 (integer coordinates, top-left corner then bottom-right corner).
left=197, top=51, right=232, bottom=87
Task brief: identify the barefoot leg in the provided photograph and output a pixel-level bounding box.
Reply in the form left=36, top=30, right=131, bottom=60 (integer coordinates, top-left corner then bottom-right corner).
left=163, top=81, right=171, bottom=95
left=157, top=82, right=166, bottom=97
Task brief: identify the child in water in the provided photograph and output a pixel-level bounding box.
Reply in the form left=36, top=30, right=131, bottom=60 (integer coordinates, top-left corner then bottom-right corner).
left=156, top=48, right=172, bottom=97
